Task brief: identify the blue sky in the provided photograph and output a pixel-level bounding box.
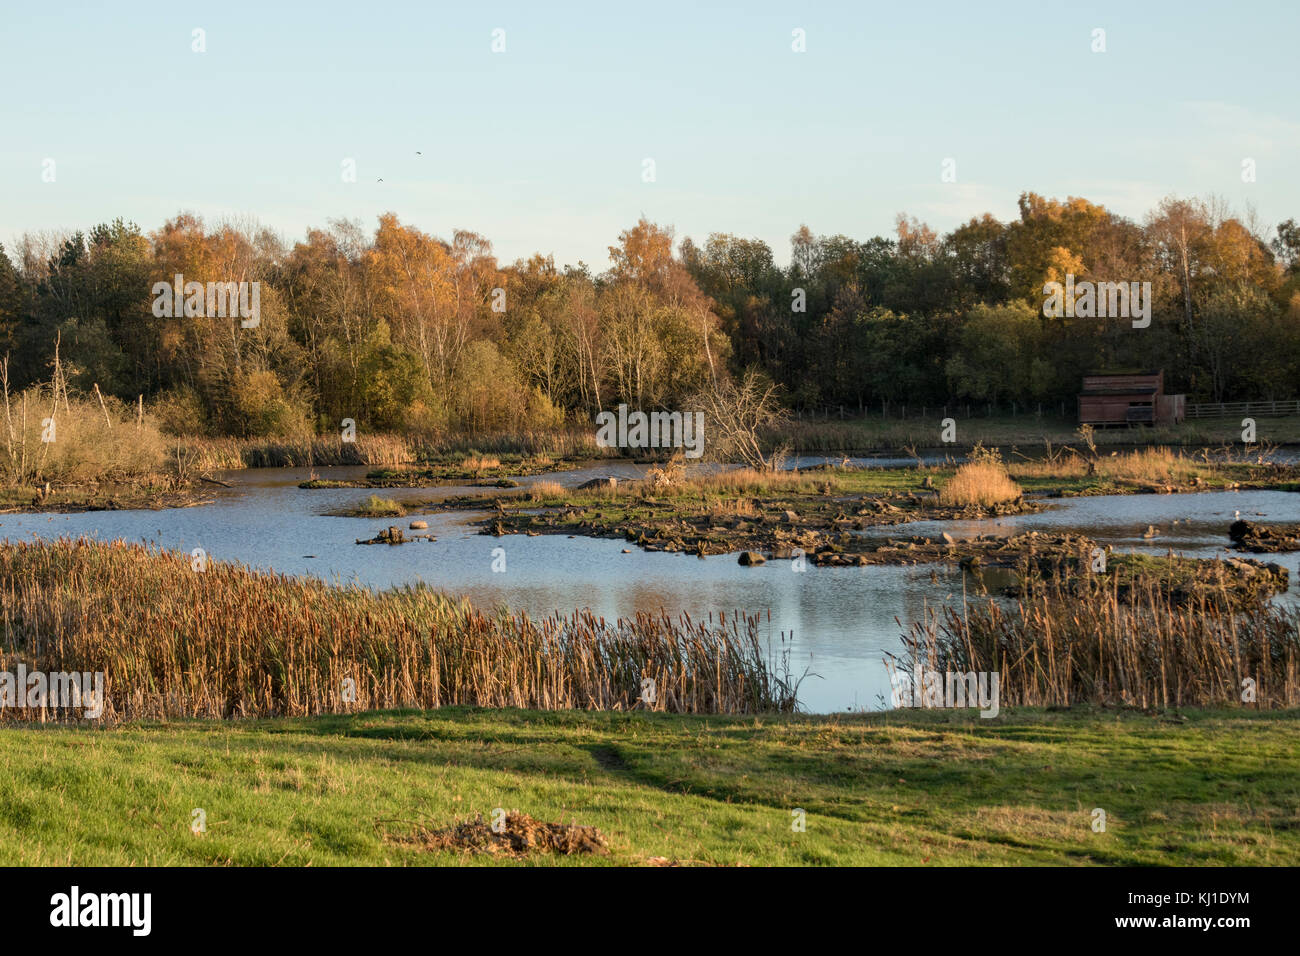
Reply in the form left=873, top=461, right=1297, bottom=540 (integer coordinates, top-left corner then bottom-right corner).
left=2, top=0, right=1297, bottom=268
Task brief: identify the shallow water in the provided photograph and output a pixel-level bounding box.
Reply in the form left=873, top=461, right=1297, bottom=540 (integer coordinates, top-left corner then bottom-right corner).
left=2, top=463, right=1296, bottom=714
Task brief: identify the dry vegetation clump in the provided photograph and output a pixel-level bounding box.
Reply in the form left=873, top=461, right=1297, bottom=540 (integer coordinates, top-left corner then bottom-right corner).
left=357, top=494, right=405, bottom=517
left=528, top=480, right=566, bottom=501
left=460, top=454, right=501, bottom=472
left=644, top=451, right=687, bottom=489
left=707, top=497, right=759, bottom=518
left=938, top=461, right=1023, bottom=507
left=685, top=467, right=825, bottom=497
left=1098, top=447, right=1205, bottom=483
left=387, top=812, right=608, bottom=857
left=2, top=388, right=169, bottom=485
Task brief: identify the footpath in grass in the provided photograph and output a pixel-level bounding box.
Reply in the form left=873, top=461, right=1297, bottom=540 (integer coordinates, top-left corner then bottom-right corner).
left=1, top=707, right=1295, bottom=866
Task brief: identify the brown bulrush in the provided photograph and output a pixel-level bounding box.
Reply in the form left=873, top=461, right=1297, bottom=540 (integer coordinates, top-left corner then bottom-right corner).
left=0, top=538, right=797, bottom=721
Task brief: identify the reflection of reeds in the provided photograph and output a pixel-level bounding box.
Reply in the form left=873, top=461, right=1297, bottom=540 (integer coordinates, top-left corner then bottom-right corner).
left=0, top=539, right=798, bottom=721
left=898, top=574, right=1300, bottom=708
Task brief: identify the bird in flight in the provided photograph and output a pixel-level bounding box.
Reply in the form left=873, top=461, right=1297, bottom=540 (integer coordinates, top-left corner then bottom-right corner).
left=377, top=178, right=383, bottom=182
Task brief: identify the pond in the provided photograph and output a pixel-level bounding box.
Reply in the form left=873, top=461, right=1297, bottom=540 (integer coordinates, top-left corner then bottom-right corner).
left=2, top=461, right=1296, bottom=713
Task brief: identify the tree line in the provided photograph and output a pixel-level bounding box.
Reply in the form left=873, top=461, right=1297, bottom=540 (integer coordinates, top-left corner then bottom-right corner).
left=0, top=192, right=1296, bottom=438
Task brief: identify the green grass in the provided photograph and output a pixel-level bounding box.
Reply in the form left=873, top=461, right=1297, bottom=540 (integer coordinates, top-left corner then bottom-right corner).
left=2, top=707, right=1296, bottom=865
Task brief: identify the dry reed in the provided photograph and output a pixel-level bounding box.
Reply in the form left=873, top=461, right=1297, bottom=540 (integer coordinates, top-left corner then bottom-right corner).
left=898, top=574, right=1300, bottom=709
left=528, top=480, right=566, bottom=501
left=0, top=539, right=797, bottom=722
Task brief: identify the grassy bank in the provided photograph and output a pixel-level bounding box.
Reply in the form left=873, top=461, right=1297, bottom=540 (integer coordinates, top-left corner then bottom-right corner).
left=1, top=706, right=1296, bottom=866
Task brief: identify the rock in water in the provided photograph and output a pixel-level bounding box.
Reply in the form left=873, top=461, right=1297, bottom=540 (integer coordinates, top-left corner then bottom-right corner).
left=738, top=551, right=766, bottom=566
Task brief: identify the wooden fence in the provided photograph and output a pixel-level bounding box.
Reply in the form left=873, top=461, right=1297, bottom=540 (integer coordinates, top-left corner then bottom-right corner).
left=1185, top=400, right=1300, bottom=420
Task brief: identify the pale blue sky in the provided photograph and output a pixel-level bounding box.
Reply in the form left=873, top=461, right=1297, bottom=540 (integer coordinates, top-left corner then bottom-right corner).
left=2, top=0, right=1297, bottom=267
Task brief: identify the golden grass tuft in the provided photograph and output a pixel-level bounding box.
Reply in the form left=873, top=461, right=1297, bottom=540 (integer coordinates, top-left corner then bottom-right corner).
left=938, top=461, right=1022, bottom=507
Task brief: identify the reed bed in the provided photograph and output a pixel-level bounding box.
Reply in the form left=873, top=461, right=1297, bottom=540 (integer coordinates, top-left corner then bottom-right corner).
left=177, top=428, right=609, bottom=471
left=177, top=434, right=414, bottom=470
left=1010, top=446, right=1206, bottom=484
left=0, top=539, right=796, bottom=722
left=898, top=575, right=1300, bottom=709
left=416, top=427, right=605, bottom=460
left=541, top=467, right=830, bottom=503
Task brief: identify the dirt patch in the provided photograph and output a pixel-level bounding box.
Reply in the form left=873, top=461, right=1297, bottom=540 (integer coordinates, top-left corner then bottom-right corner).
left=386, top=812, right=609, bottom=857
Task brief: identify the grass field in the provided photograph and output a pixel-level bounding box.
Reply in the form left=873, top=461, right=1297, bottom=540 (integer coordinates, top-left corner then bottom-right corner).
left=3, top=707, right=1296, bottom=866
